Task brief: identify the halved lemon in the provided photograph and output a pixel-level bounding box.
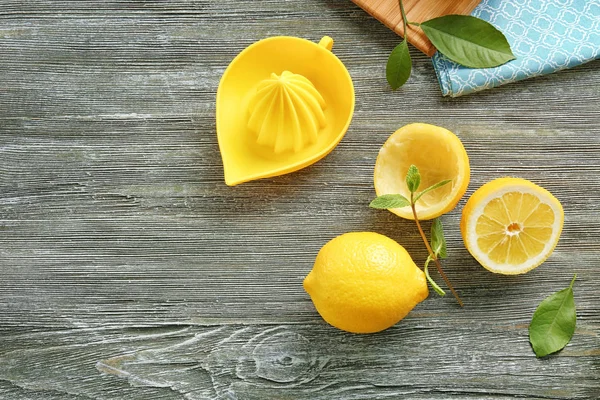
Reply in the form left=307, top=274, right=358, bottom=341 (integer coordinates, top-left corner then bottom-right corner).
left=374, top=123, right=470, bottom=220
left=461, top=178, right=564, bottom=275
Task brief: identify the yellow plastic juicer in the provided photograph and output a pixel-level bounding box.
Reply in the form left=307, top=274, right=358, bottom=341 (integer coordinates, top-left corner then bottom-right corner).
left=216, top=36, right=355, bottom=185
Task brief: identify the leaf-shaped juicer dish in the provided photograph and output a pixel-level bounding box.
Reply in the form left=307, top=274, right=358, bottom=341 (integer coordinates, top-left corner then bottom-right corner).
left=216, top=36, right=354, bottom=186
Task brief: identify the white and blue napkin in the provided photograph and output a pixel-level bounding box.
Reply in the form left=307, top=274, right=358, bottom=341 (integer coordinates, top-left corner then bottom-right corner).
left=432, top=0, right=600, bottom=97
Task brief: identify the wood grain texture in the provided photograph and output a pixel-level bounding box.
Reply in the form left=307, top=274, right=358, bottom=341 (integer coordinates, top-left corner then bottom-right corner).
left=351, top=0, right=481, bottom=56
left=1, top=0, right=599, bottom=399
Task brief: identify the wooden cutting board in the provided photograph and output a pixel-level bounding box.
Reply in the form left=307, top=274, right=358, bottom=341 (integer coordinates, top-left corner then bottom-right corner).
left=351, top=0, right=481, bottom=56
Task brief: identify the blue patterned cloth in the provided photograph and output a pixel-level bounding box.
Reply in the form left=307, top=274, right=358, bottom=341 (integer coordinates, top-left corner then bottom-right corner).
left=432, top=0, right=600, bottom=97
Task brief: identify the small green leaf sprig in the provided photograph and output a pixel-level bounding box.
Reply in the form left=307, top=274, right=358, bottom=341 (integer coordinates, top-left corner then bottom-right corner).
left=370, top=165, right=463, bottom=306
left=386, top=0, right=516, bottom=90
left=529, top=275, right=577, bottom=357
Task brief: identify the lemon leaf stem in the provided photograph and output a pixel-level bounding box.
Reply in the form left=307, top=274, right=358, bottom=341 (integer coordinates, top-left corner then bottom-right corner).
left=425, top=255, right=446, bottom=296
left=414, top=180, right=452, bottom=203
left=410, top=196, right=463, bottom=307
left=370, top=163, right=464, bottom=306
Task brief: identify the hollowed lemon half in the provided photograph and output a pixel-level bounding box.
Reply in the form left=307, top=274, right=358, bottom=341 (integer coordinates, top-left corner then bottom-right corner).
left=374, top=123, right=470, bottom=220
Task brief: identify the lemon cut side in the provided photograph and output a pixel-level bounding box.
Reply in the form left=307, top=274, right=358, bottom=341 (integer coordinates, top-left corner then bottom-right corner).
left=461, top=178, right=564, bottom=275
left=374, top=123, right=470, bottom=220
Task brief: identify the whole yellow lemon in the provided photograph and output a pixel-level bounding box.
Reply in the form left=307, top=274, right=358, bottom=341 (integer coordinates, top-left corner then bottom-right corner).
left=303, top=232, right=428, bottom=333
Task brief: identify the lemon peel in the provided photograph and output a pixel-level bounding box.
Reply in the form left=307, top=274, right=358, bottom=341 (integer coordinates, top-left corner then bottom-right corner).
left=304, top=232, right=428, bottom=334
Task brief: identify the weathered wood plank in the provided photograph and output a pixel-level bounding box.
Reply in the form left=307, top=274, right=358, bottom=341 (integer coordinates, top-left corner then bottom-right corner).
left=1, top=0, right=599, bottom=399
left=1, top=324, right=598, bottom=399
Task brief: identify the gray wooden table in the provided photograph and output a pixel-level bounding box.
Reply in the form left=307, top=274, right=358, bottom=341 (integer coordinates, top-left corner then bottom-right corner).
left=1, top=1, right=599, bottom=399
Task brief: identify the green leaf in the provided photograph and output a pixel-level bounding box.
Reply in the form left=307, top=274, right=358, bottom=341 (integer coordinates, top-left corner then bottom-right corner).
left=414, top=179, right=452, bottom=203
left=386, top=39, right=412, bottom=90
left=405, top=165, right=421, bottom=193
left=424, top=255, right=446, bottom=296
left=529, top=275, right=577, bottom=358
left=369, top=194, right=411, bottom=209
left=430, top=218, right=447, bottom=259
left=420, top=15, right=516, bottom=68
